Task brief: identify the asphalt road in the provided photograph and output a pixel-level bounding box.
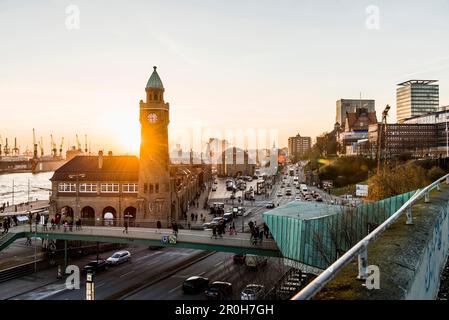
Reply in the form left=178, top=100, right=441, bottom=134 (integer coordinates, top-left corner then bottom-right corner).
left=125, top=251, right=287, bottom=300
left=8, top=246, right=204, bottom=300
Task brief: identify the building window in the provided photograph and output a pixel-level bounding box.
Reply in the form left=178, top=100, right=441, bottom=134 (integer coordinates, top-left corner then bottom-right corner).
left=100, top=183, right=119, bottom=193
left=155, top=183, right=159, bottom=193
left=123, top=183, right=138, bottom=193
left=149, top=184, right=154, bottom=193
left=58, top=183, right=76, bottom=192
left=80, top=183, right=97, bottom=193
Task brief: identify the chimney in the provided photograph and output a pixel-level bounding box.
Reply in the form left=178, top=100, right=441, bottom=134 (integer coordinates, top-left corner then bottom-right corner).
left=98, top=150, right=103, bottom=169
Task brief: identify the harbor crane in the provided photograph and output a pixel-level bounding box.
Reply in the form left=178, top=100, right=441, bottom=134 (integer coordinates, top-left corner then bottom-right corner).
left=39, top=136, right=44, bottom=157
left=32, top=128, right=38, bottom=160
left=59, top=137, right=64, bottom=157
left=50, top=134, right=57, bottom=157
left=13, top=137, right=19, bottom=156
left=84, top=134, right=88, bottom=154
left=3, top=137, right=10, bottom=156
left=76, top=134, right=82, bottom=151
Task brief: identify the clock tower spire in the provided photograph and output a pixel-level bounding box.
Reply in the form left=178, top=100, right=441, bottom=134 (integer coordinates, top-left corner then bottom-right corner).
left=138, top=66, right=171, bottom=221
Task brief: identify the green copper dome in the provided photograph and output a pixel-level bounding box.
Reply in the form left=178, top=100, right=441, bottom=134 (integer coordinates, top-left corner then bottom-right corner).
left=146, top=66, right=164, bottom=89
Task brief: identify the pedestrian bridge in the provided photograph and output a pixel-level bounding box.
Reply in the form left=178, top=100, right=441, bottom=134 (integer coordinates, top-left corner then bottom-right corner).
left=0, top=225, right=281, bottom=257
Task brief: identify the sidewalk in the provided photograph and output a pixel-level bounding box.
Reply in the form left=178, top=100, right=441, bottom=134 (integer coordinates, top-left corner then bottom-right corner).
left=0, top=200, right=49, bottom=217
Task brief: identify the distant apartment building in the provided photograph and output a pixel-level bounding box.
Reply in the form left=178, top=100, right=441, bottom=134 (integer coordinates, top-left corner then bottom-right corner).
left=396, top=80, right=439, bottom=123
left=336, top=99, right=375, bottom=127
left=288, top=134, right=312, bottom=161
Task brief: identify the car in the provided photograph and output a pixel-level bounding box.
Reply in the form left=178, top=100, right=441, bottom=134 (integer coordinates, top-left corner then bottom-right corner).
left=106, top=250, right=131, bottom=265
left=266, top=202, right=275, bottom=208
left=241, top=284, right=265, bottom=300
left=205, top=281, right=233, bottom=300
left=149, top=246, right=163, bottom=250
left=183, top=276, right=209, bottom=294
left=295, top=196, right=301, bottom=201
left=83, top=259, right=109, bottom=274
left=210, top=217, right=224, bottom=226
left=213, top=180, right=218, bottom=184
left=233, top=253, right=246, bottom=264
left=223, top=213, right=233, bottom=223
left=277, top=192, right=282, bottom=197
left=316, top=197, right=323, bottom=202
left=202, top=222, right=213, bottom=230
left=247, top=177, right=253, bottom=182
left=211, top=185, right=217, bottom=191
left=230, top=194, right=236, bottom=200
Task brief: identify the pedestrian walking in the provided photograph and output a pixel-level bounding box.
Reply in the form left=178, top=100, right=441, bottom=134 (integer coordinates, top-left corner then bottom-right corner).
left=211, top=226, right=217, bottom=239
left=190, top=213, right=194, bottom=221
left=12, top=215, right=18, bottom=227
left=172, top=222, right=178, bottom=235
left=25, top=237, right=32, bottom=246
left=78, top=218, right=82, bottom=230
left=35, top=212, right=41, bottom=226
left=123, top=220, right=128, bottom=234
left=156, top=220, right=161, bottom=233
left=51, top=218, right=55, bottom=230
left=259, top=229, right=264, bottom=243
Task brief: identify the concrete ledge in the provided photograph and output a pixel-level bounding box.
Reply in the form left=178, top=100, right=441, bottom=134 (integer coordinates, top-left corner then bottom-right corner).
left=316, top=185, right=449, bottom=300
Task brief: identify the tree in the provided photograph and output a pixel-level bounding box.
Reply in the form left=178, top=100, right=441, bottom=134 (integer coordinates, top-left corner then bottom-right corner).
left=368, top=162, right=429, bottom=201
left=427, top=166, right=446, bottom=182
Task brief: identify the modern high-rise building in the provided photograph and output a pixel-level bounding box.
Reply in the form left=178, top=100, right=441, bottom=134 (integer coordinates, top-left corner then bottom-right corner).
left=288, top=134, right=311, bottom=161
left=396, top=80, right=439, bottom=123
left=336, top=99, right=375, bottom=127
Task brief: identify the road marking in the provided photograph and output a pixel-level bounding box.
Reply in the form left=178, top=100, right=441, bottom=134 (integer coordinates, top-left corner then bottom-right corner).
left=168, top=284, right=182, bottom=293
left=214, top=261, right=223, bottom=267
left=199, top=271, right=206, bottom=276
left=119, top=270, right=135, bottom=278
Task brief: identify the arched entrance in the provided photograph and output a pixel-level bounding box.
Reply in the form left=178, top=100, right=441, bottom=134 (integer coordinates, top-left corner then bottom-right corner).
left=81, top=206, right=95, bottom=226
left=123, top=206, right=137, bottom=227
left=102, top=206, right=116, bottom=226
left=61, top=206, right=74, bottom=223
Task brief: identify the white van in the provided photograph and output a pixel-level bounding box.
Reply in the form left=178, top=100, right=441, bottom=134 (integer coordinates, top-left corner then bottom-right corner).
left=300, top=184, right=308, bottom=193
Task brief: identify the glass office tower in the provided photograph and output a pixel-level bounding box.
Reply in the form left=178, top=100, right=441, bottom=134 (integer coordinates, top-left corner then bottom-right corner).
left=396, top=80, right=439, bottom=123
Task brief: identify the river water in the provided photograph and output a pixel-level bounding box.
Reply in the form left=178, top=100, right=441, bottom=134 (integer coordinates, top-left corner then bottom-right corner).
left=0, top=172, right=53, bottom=205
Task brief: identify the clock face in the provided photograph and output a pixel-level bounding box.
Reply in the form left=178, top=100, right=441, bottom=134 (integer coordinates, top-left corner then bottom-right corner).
left=147, top=113, right=158, bottom=123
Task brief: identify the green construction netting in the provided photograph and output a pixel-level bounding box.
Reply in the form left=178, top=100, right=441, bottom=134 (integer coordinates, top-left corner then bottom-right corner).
left=263, top=191, right=416, bottom=270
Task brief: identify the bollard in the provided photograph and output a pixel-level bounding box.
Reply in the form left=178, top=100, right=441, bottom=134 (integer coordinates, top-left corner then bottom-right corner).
left=424, top=192, right=430, bottom=203
left=406, top=206, right=413, bottom=225
left=357, top=242, right=368, bottom=280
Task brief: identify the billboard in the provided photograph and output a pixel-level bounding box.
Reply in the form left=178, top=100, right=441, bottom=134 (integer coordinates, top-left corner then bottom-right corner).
left=356, top=184, right=369, bottom=197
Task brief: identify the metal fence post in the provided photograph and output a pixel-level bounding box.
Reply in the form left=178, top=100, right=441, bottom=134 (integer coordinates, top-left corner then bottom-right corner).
left=446, top=176, right=449, bottom=185
left=357, top=241, right=368, bottom=280
left=406, top=206, right=413, bottom=225
left=437, top=183, right=441, bottom=191
left=425, top=192, right=430, bottom=203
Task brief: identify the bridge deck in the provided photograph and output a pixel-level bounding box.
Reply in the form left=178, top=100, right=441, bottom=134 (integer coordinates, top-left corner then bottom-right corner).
left=5, top=225, right=281, bottom=257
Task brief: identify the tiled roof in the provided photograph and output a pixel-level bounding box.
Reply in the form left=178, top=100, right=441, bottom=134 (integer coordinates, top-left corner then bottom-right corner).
left=50, top=155, right=139, bottom=181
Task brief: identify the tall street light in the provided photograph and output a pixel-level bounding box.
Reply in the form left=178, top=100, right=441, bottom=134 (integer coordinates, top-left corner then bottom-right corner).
left=69, top=174, right=86, bottom=222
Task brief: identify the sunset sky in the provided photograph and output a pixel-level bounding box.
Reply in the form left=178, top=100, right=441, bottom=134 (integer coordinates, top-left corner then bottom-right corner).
left=1, top=0, right=449, bottom=155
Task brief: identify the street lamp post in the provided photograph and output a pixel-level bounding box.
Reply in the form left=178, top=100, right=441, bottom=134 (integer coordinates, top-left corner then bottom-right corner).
left=69, top=174, right=86, bottom=222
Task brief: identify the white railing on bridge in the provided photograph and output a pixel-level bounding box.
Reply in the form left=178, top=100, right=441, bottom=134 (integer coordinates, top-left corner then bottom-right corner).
left=291, top=173, right=449, bottom=300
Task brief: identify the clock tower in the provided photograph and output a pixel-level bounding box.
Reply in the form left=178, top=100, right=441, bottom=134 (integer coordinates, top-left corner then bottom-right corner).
left=138, top=66, right=171, bottom=221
